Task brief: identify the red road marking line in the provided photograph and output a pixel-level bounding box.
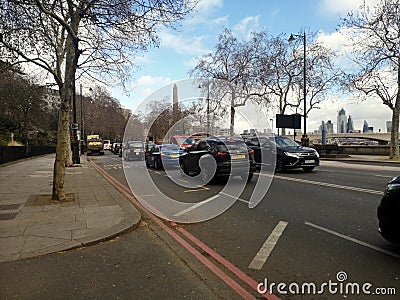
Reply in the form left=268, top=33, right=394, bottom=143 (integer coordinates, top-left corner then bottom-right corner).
left=90, top=160, right=279, bottom=299
left=89, top=160, right=257, bottom=299
left=172, top=223, right=279, bottom=300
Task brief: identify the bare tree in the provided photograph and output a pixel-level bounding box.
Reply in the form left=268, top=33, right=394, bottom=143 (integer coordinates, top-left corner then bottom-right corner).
left=257, top=32, right=341, bottom=135
left=341, top=0, right=399, bottom=159
left=191, top=28, right=340, bottom=136
left=0, top=0, right=196, bottom=200
left=80, top=85, right=128, bottom=141
left=0, top=70, right=47, bottom=143
left=190, top=29, right=273, bottom=136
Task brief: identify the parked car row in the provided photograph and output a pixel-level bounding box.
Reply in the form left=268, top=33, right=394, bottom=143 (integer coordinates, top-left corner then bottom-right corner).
left=107, top=137, right=399, bottom=245
left=120, top=135, right=320, bottom=183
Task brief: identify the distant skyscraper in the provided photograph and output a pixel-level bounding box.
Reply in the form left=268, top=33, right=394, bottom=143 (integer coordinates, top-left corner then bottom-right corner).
left=347, top=115, right=354, bottom=132
left=386, top=121, right=392, bottom=133
left=337, top=108, right=347, bottom=133
left=326, top=120, right=334, bottom=134
left=363, top=120, right=369, bottom=133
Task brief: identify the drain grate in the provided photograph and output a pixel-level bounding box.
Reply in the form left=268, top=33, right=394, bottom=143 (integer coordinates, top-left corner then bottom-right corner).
left=0, top=204, right=21, bottom=210
left=0, top=213, right=18, bottom=221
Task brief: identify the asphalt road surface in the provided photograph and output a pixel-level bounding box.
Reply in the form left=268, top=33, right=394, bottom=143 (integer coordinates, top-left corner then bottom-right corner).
left=2, top=151, right=400, bottom=300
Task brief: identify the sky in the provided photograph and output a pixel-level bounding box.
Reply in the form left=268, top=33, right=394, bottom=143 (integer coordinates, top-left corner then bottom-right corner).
left=110, top=0, right=392, bottom=134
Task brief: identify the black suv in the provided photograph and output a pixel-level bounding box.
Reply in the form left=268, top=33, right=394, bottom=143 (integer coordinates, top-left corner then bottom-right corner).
left=123, top=141, right=145, bottom=161
left=378, top=175, right=400, bottom=243
left=247, top=136, right=319, bottom=172
left=179, top=137, right=256, bottom=183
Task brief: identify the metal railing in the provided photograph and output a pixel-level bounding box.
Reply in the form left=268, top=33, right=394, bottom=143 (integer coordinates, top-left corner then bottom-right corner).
left=0, top=145, right=56, bottom=165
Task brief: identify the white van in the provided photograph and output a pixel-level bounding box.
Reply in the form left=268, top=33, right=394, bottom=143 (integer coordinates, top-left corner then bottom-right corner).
left=103, top=140, right=111, bottom=150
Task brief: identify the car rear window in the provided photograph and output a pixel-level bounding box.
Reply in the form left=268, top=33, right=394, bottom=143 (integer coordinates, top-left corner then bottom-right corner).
left=129, top=142, right=143, bottom=148
left=163, top=144, right=180, bottom=151
left=216, top=141, right=248, bottom=152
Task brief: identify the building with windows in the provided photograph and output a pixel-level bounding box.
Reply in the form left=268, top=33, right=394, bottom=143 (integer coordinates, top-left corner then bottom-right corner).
left=363, top=120, right=369, bottom=133
left=386, top=121, right=392, bottom=133
left=347, top=115, right=354, bottom=132
left=337, top=108, right=347, bottom=133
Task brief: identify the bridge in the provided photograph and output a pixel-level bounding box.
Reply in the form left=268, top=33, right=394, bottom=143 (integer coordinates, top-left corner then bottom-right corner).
left=289, top=132, right=392, bottom=144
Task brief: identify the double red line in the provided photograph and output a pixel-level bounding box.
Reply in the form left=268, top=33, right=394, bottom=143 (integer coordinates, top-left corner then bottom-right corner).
left=89, top=159, right=279, bottom=300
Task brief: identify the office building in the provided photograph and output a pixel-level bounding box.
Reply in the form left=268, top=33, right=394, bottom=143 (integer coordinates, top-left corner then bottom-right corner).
left=386, top=121, right=392, bottom=133
left=337, top=108, right=347, bottom=133
left=347, top=115, right=354, bottom=132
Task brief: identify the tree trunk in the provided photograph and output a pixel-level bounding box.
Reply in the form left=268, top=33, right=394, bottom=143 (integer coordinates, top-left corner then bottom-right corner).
left=52, top=21, right=80, bottom=200
left=230, top=88, right=235, bottom=136
left=52, top=91, right=70, bottom=201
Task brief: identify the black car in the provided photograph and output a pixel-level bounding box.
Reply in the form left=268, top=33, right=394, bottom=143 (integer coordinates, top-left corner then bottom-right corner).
left=123, top=141, right=145, bottom=161
left=144, top=142, right=156, bottom=160
left=146, top=144, right=184, bottom=170
left=179, top=137, right=256, bottom=183
left=111, top=142, right=121, bottom=154
left=247, top=136, right=319, bottom=172
left=378, top=176, right=400, bottom=243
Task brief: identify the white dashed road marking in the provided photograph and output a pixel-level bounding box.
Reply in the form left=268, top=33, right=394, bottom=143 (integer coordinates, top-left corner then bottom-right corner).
left=257, top=173, right=383, bottom=195
left=305, top=221, right=400, bottom=259
left=249, top=221, right=288, bottom=270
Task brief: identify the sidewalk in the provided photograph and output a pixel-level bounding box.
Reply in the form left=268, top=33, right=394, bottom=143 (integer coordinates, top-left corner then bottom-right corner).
left=0, top=154, right=141, bottom=262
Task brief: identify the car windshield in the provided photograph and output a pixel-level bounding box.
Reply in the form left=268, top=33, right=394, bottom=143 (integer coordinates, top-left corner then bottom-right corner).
left=174, top=137, right=189, bottom=144
left=183, top=137, right=194, bottom=144
left=268, top=136, right=299, bottom=148
left=128, top=142, right=143, bottom=148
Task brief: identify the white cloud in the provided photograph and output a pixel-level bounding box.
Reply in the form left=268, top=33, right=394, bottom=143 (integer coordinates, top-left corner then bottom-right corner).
left=316, top=30, right=351, bottom=55
left=318, top=0, right=381, bottom=17
left=140, top=87, right=154, bottom=97
left=134, top=75, right=172, bottom=89
left=158, top=30, right=209, bottom=56
left=196, top=0, right=223, bottom=14
left=232, top=16, right=260, bottom=40
left=184, top=0, right=227, bottom=27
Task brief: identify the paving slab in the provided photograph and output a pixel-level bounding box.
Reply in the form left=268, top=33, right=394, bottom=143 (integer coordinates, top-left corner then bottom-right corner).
left=0, top=154, right=141, bottom=262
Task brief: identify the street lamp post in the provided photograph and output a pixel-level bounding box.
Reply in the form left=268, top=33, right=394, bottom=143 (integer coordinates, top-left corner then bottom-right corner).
left=80, top=84, right=85, bottom=154
left=72, top=82, right=80, bottom=164
left=288, top=31, right=309, bottom=146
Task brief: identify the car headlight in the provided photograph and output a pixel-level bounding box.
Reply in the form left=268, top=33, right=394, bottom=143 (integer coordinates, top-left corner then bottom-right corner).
left=314, top=150, right=320, bottom=158
left=284, top=152, right=299, bottom=158
left=387, top=183, right=400, bottom=192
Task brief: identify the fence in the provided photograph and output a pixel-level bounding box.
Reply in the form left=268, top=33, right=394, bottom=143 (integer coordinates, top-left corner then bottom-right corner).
left=0, top=145, right=56, bottom=165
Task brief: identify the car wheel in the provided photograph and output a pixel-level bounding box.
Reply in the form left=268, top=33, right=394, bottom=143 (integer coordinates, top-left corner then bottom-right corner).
left=247, top=172, right=254, bottom=182
left=303, top=166, right=314, bottom=172
left=179, top=162, right=187, bottom=176
left=154, top=159, right=160, bottom=170
left=379, top=223, right=400, bottom=244
left=241, top=172, right=254, bottom=182
left=275, top=158, right=285, bottom=173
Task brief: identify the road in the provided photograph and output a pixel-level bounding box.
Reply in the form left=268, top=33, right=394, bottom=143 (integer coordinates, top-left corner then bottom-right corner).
left=2, top=151, right=399, bottom=299
left=96, top=151, right=400, bottom=299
